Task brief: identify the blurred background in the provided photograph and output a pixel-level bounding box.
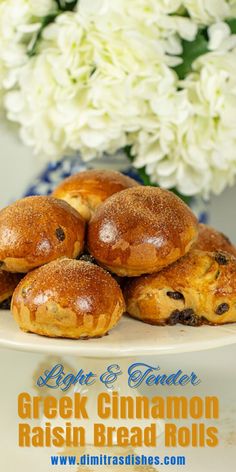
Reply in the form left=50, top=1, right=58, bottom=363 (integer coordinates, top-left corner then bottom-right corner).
left=1, top=121, right=236, bottom=243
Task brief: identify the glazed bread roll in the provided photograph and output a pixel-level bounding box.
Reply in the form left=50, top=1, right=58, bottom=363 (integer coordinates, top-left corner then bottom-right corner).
left=124, top=249, right=236, bottom=326
left=0, top=196, right=85, bottom=273
left=11, top=258, right=125, bottom=339
left=195, top=224, right=236, bottom=256
left=88, top=186, right=198, bottom=276
left=0, top=270, right=21, bottom=304
left=53, top=169, right=139, bottom=221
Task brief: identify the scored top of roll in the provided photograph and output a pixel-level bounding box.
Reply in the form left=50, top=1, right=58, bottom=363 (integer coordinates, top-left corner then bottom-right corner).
left=53, top=169, right=139, bottom=221
left=87, top=186, right=198, bottom=276
left=0, top=196, right=85, bottom=273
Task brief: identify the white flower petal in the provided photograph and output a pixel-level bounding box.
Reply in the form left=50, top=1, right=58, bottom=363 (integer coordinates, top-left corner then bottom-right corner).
left=208, top=22, right=231, bottom=50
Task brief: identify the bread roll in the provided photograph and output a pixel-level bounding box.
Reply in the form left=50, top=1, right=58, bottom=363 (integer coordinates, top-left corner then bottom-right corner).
left=0, top=270, right=21, bottom=304
left=11, top=258, right=125, bottom=338
left=0, top=196, right=85, bottom=272
left=195, top=224, right=236, bottom=256
left=88, top=186, right=198, bottom=276
left=53, top=169, right=139, bottom=221
left=124, top=249, right=236, bottom=325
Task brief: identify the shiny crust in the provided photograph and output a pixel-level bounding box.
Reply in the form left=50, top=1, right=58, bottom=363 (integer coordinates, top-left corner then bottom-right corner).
left=0, top=196, right=85, bottom=273
left=53, top=169, right=139, bottom=221
left=195, top=224, right=236, bottom=256
left=124, top=249, right=236, bottom=326
left=0, top=270, right=21, bottom=303
left=87, top=187, right=198, bottom=276
left=11, top=258, right=125, bottom=339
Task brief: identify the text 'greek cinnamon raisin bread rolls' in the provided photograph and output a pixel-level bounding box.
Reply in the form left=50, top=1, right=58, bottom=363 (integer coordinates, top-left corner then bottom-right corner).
left=53, top=169, right=139, bottom=221
left=0, top=196, right=85, bottom=273
left=11, top=258, right=125, bottom=339
left=87, top=186, right=198, bottom=276
left=195, top=224, right=236, bottom=256
left=124, top=249, right=236, bottom=326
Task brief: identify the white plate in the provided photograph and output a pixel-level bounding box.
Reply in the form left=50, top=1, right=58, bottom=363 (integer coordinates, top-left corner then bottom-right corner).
left=1, top=310, right=236, bottom=357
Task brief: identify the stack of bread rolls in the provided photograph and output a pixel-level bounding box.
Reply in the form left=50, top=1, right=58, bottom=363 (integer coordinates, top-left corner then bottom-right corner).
left=1, top=169, right=236, bottom=339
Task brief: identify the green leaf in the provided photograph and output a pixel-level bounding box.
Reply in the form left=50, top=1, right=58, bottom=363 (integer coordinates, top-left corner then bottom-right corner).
left=27, top=14, right=59, bottom=57
left=27, top=1, right=79, bottom=57
left=124, top=145, right=133, bottom=162
left=174, top=19, right=236, bottom=80
left=136, top=167, right=155, bottom=186
left=226, top=18, right=236, bottom=34
left=174, top=31, right=208, bottom=80
left=55, top=0, right=78, bottom=11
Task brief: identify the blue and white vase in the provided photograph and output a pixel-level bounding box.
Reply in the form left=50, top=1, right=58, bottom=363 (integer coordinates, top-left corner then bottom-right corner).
left=24, top=154, right=208, bottom=224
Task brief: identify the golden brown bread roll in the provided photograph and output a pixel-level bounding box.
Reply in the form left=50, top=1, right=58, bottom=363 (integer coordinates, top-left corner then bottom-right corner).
left=195, top=224, right=236, bottom=256
left=53, top=169, right=139, bottom=221
left=87, top=186, right=198, bottom=276
left=0, top=270, right=21, bottom=304
left=11, top=258, right=125, bottom=339
left=0, top=196, right=85, bottom=273
left=124, top=249, right=236, bottom=326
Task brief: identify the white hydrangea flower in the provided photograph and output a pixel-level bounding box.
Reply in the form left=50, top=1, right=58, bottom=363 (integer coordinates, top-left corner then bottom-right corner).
left=28, top=0, right=57, bottom=17
left=228, top=0, right=236, bottom=17
left=0, top=0, right=56, bottom=104
left=208, top=22, right=236, bottom=52
left=1, top=0, right=236, bottom=198
left=4, top=11, right=178, bottom=160
left=183, top=0, right=232, bottom=25
left=78, top=0, right=183, bottom=20
left=133, top=49, right=236, bottom=197
left=78, top=0, right=197, bottom=65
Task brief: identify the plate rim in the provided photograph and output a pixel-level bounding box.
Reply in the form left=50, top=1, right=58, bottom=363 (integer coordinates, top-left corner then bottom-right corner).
left=1, top=310, right=236, bottom=357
